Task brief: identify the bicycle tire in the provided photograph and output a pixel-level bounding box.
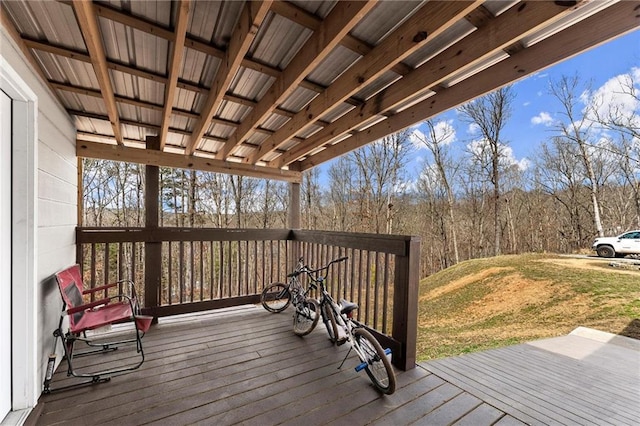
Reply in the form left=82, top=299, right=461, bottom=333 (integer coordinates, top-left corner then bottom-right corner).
left=293, top=298, right=320, bottom=336
left=353, top=328, right=396, bottom=395
left=321, top=301, right=339, bottom=344
left=260, top=283, right=291, bottom=313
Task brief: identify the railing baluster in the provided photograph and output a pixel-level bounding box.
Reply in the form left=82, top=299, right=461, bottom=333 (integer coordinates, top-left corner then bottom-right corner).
left=118, top=243, right=124, bottom=294
left=75, top=227, right=419, bottom=371
left=383, top=253, right=390, bottom=333
left=90, top=243, right=97, bottom=300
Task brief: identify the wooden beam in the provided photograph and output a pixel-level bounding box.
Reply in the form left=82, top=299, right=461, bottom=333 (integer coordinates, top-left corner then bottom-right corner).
left=77, top=141, right=301, bottom=182
left=94, top=1, right=285, bottom=79
left=247, top=0, right=482, bottom=164
left=275, top=0, right=583, bottom=167
left=22, top=37, right=92, bottom=62
left=159, top=0, right=190, bottom=149
left=299, top=0, right=640, bottom=171
left=24, top=37, right=311, bottom=125
left=144, top=136, right=161, bottom=315
left=0, top=16, right=70, bottom=107
left=218, top=0, right=377, bottom=160
left=72, top=0, right=123, bottom=145
left=270, top=1, right=412, bottom=76
left=185, top=1, right=273, bottom=155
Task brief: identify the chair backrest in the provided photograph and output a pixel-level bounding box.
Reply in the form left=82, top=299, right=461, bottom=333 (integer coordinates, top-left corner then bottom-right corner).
left=54, top=265, right=86, bottom=327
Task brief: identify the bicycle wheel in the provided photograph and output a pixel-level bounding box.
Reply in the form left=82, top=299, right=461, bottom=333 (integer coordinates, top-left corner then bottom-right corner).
left=293, top=298, right=320, bottom=336
left=321, top=301, right=339, bottom=344
left=260, top=283, right=291, bottom=313
left=353, top=328, right=396, bottom=395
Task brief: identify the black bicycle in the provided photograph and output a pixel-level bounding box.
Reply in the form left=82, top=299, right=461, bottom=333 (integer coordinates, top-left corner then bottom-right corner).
left=260, top=258, right=319, bottom=336
left=305, top=257, right=396, bottom=395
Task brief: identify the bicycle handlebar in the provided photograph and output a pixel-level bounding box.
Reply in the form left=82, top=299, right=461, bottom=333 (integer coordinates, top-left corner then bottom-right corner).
left=304, top=256, right=348, bottom=279
left=286, top=256, right=348, bottom=279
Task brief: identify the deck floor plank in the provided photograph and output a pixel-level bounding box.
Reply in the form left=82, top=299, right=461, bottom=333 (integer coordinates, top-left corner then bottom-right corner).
left=452, top=403, right=507, bottom=426
left=423, top=333, right=640, bottom=426
left=468, top=347, right=639, bottom=423
left=34, top=306, right=638, bottom=426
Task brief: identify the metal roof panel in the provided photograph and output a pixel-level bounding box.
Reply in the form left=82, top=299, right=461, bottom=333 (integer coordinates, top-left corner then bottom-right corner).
left=350, top=1, right=425, bottom=45
left=306, top=45, right=362, bottom=86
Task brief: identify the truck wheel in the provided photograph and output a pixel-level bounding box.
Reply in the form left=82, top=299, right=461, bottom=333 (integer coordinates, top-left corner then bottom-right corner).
left=596, top=245, right=615, bottom=258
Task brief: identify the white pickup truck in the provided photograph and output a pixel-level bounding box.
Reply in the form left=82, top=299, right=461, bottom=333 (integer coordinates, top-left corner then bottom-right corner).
left=592, top=230, right=640, bottom=258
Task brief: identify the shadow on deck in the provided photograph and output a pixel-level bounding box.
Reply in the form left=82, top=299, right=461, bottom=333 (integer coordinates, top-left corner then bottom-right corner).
left=32, top=306, right=639, bottom=425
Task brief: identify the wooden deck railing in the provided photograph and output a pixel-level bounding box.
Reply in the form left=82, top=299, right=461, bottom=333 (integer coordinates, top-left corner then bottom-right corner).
left=75, top=227, right=420, bottom=370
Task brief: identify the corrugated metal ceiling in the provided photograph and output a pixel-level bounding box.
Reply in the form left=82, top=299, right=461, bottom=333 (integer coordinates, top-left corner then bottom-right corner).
left=1, top=0, right=636, bottom=181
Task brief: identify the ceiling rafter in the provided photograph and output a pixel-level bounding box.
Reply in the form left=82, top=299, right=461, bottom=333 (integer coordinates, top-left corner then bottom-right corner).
left=275, top=0, right=584, bottom=168
left=3, top=0, right=635, bottom=182
left=91, top=1, right=354, bottom=120
left=158, top=0, right=190, bottom=149
left=72, top=0, right=123, bottom=145
left=298, top=0, right=640, bottom=171
left=55, top=80, right=307, bottom=150
left=77, top=141, right=301, bottom=183
left=270, top=1, right=412, bottom=77
left=70, top=109, right=190, bottom=135
left=217, top=0, right=377, bottom=160
left=0, top=11, right=69, bottom=105
left=185, top=0, right=274, bottom=155
left=24, top=38, right=303, bottom=121
left=246, top=0, right=483, bottom=165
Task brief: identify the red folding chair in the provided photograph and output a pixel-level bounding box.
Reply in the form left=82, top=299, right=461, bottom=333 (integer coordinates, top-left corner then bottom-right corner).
left=44, top=264, right=153, bottom=393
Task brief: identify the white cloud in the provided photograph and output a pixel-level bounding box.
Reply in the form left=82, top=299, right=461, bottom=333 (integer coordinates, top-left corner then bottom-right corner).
left=411, top=120, right=456, bottom=150
left=531, top=111, right=553, bottom=126
left=585, top=67, right=640, bottom=128
left=502, top=145, right=530, bottom=171
left=432, top=120, right=456, bottom=146
left=407, top=127, right=427, bottom=150
left=523, top=101, right=531, bottom=107
left=466, top=139, right=529, bottom=172
left=467, top=122, right=480, bottom=135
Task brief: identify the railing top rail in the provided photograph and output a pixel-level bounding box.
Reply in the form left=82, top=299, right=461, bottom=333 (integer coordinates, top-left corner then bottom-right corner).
left=77, top=227, right=293, bottom=243
left=76, top=227, right=420, bottom=256
left=291, top=230, right=420, bottom=256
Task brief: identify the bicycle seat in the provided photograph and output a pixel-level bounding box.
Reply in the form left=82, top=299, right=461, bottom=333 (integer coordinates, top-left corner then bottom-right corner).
left=340, top=299, right=358, bottom=315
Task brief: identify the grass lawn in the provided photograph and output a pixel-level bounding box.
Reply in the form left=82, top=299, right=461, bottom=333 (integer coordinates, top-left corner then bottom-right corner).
left=417, top=253, right=640, bottom=361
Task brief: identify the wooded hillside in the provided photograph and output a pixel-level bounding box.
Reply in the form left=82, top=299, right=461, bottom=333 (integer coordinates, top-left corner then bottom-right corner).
left=82, top=73, right=640, bottom=277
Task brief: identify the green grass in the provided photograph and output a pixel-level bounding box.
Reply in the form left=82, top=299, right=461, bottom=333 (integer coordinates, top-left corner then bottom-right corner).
left=417, top=253, right=640, bottom=361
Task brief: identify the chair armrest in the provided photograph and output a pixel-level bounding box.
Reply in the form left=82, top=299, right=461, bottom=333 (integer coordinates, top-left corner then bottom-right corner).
left=67, top=298, right=111, bottom=315
left=116, top=279, right=138, bottom=296
left=83, top=282, right=118, bottom=295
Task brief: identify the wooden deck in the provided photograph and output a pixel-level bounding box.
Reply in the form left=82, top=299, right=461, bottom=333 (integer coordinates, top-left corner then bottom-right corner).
left=31, top=306, right=639, bottom=425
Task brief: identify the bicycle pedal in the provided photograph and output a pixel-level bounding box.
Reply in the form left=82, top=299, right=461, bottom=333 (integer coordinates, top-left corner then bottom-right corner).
left=336, top=337, right=348, bottom=346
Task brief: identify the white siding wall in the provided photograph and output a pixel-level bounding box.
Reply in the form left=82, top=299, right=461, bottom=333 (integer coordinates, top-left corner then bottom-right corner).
left=1, top=24, right=77, bottom=403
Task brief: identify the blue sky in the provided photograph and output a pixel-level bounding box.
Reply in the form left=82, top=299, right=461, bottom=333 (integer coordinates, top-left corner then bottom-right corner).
left=318, top=28, right=640, bottom=185
left=501, top=29, right=640, bottom=160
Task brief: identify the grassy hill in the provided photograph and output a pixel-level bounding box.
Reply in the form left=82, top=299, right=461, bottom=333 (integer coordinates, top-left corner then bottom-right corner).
left=416, top=253, right=640, bottom=361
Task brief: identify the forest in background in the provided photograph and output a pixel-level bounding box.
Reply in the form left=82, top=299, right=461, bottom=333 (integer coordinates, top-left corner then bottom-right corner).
left=82, top=74, right=640, bottom=277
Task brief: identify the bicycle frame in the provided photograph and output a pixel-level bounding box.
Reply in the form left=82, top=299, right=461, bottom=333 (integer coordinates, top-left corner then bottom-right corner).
left=304, top=256, right=395, bottom=394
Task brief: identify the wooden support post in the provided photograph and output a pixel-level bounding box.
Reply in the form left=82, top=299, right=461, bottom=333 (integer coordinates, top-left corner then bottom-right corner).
left=77, top=157, right=83, bottom=227
left=289, top=182, right=301, bottom=267
left=289, top=182, right=300, bottom=229
left=144, top=136, right=161, bottom=317
left=392, top=236, right=420, bottom=370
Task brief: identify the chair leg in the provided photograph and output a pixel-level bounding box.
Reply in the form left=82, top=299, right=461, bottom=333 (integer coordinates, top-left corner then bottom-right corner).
left=44, top=325, right=146, bottom=394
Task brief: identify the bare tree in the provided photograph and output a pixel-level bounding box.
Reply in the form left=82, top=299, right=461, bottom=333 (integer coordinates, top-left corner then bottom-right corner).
left=550, top=75, right=604, bottom=237
left=587, top=69, right=640, bottom=227
left=458, top=86, right=514, bottom=256
left=301, top=168, right=322, bottom=230
left=351, top=131, right=410, bottom=233
left=414, top=120, right=460, bottom=264
left=328, top=157, right=355, bottom=232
